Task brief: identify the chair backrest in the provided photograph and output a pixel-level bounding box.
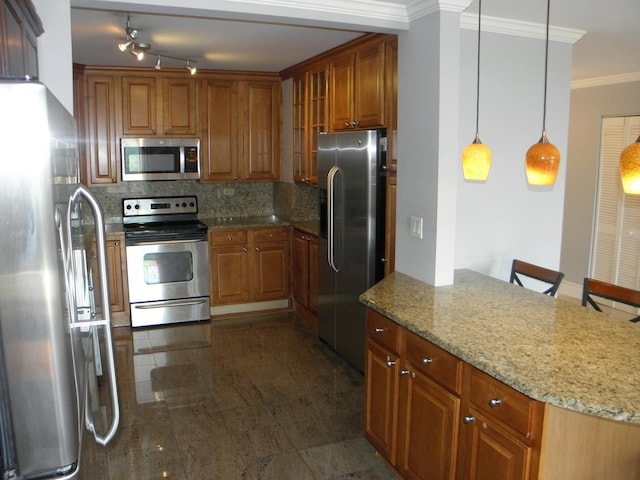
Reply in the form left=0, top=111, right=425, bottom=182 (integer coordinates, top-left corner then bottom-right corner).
left=509, top=259, right=565, bottom=296
left=581, top=278, right=640, bottom=323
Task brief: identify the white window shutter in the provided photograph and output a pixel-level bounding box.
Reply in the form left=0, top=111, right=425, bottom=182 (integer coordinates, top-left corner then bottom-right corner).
left=593, top=115, right=640, bottom=299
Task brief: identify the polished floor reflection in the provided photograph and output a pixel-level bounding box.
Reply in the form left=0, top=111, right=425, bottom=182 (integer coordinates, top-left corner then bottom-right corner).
left=105, top=313, right=398, bottom=479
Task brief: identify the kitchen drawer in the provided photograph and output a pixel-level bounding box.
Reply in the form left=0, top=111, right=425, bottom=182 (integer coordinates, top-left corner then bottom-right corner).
left=468, top=365, right=542, bottom=440
left=405, top=330, right=462, bottom=395
left=253, top=227, right=289, bottom=243
left=366, top=309, right=400, bottom=354
left=209, top=230, right=248, bottom=246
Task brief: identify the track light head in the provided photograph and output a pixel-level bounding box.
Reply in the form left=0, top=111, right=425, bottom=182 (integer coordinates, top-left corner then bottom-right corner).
left=118, top=40, right=133, bottom=52
left=185, top=61, right=197, bottom=75
left=154, top=56, right=162, bottom=70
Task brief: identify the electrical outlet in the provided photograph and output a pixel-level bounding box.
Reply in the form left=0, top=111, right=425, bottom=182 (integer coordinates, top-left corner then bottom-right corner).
left=410, top=216, right=423, bottom=239
left=223, top=188, right=234, bottom=196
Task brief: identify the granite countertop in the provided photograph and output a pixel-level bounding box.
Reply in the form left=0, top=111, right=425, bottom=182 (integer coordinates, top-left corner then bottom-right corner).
left=360, top=270, right=640, bottom=424
left=107, top=216, right=317, bottom=234
left=201, top=215, right=290, bottom=230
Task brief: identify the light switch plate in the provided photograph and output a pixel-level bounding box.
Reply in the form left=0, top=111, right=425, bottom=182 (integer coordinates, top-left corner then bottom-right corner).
left=410, top=216, right=423, bottom=239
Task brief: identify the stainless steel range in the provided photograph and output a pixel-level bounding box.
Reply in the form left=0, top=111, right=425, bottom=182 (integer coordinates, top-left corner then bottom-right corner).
left=123, top=196, right=210, bottom=327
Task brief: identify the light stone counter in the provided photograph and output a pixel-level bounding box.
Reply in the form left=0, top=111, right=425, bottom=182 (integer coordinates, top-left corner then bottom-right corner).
left=360, top=269, right=640, bottom=424
left=201, top=215, right=290, bottom=230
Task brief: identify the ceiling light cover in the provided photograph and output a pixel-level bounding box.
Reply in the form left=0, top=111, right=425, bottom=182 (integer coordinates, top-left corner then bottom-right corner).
left=463, top=135, right=492, bottom=181
left=525, top=0, right=560, bottom=186
left=462, top=0, right=491, bottom=182
left=620, top=136, right=640, bottom=194
left=526, top=131, right=560, bottom=185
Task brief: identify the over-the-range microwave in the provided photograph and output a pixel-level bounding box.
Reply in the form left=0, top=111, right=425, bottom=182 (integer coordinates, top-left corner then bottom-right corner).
left=121, top=138, right=200, bottom=181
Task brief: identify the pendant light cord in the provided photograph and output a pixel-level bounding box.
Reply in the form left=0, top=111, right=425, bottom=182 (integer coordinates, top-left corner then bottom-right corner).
left=542, top=0, right=550, bottom=133
left=474, top=0, right=482, bottom=137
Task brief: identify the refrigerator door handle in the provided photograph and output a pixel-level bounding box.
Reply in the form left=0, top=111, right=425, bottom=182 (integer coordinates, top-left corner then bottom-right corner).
left=327, top=165, right=341, bottom=273
left=69, top=185, right=120, bottom=447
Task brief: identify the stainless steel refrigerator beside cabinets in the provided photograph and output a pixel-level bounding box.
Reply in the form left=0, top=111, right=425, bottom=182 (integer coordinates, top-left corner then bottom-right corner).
left=317, top=129, right=387, bottom=372
left=0, top=79, right=119, bottom=479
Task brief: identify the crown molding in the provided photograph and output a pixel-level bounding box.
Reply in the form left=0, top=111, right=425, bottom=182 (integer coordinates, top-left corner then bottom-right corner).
left=407, top=0, right=473, bottom=20
left=459, top=12, right=584, bottom=44
left=571, top=72, right=640, bottom=90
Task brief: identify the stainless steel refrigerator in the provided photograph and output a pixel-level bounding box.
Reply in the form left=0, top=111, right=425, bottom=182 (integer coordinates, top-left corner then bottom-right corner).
left=0, top=79, right=119, bottom=479
left=317, top=129, right=387, bottom=372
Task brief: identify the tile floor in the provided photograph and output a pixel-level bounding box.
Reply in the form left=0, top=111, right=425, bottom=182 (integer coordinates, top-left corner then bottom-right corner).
left=101, top=312, right=399, bottom=479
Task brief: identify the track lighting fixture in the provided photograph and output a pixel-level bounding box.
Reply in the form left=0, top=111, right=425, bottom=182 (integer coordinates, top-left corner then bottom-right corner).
left=116, top=15, right=198, bottom=74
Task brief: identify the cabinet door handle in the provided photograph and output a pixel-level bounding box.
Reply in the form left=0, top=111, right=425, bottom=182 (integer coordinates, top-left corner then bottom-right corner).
left=151, top=129, right=157, bottom=134
left=242, top=247, right=248, bottom=253
left=344, top=122, right=350, bottom=127
left=227, top=236, right=233, bottom=241
left=374, top=327, right=386, bottom=333
left=385, top=357, right=396, bottom=368
left=400, top=369, right=410, bottom=376
left=463, top=416, right=476, bottom=424
left=488, top=398, right=502, bottom=408
left=421, top=357, right=433, bottom=365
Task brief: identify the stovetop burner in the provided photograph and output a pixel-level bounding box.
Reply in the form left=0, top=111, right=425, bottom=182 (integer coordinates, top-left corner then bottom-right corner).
left=122, top=196, right=208, bottom=244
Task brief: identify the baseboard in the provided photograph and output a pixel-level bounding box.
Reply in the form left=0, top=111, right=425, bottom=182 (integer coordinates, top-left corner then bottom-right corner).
left=210, top=299, right=290, bottom=317
left=557, top=279, right=583, bottom=301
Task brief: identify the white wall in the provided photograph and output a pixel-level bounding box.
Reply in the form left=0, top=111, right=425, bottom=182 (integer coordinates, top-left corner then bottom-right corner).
left=32, top=0, right=74, bottom=113
left=395, top=11, right=460, bottom=287
left=454, top=26, right=573, bottom=282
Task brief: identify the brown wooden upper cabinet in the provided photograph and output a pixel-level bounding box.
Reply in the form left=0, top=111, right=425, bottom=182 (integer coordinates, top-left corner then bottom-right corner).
left=0, top=0, right=42, bottom=78
left=200, top=75, right=280, bottom=183
left=121, top=76, right=197, bottom=136
left=330, top=41, right=386, bottom=131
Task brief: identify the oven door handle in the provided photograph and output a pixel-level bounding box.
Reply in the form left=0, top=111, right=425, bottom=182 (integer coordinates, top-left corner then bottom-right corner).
left=126, top=238, right=207, bottom=246
left=133, top=299, right=209, bottom=309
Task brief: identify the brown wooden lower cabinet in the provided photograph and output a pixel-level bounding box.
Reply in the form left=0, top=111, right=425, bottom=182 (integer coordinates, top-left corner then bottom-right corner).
left=91, top=234, right=130, bottom=327
left=365, top=308, right=640, bottom=480
left=292, top=228, right=318, bottom=324
left=209, top=227, right=290, bottom=306
left=364, top=308, right=542, bottom=480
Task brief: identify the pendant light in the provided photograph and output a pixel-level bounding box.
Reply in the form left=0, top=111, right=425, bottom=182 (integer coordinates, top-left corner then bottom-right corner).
left=620, top=135, right=640, bottom=194
left=462, top=0, right=492, bottom=181
left=525, top=0, right=560, bottom=186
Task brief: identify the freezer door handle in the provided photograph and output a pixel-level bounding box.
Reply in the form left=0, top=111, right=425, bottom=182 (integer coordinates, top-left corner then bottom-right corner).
left=70, top=186, right=120, bottom=447
left=327, top=165, right=341, bottom=273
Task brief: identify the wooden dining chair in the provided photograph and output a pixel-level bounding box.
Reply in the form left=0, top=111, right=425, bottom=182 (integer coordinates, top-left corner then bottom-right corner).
left=581, top=278, right=640, bottom=323
left=509, top=259, right=565, bottom=296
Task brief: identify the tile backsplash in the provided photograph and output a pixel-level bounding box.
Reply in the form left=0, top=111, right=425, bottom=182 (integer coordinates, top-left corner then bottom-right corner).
left=89, top=181, right=319, bottom=224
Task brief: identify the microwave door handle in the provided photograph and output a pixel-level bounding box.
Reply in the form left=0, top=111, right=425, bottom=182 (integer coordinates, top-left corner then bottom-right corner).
left=70, top=186, right=120, bottom=446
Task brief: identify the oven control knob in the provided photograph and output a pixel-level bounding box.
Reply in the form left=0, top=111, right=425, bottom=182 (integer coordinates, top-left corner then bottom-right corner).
left=190, top=202, right=195, bottom=207
left=182, top=202, right=187, bottom=207
left=126, top=204, right=132, bottom=210
left=134, top=204, right=140, bottom=209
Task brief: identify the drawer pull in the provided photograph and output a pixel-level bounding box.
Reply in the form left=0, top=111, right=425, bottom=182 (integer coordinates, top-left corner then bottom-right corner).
left=421, top=357, right=433, bottom=365
left=374, top=327, right=386, bottom=333
left=386, top=357, right=396, bottom=368
left=400, top=369, right=410, bottom=376
left=463, top=416, right=476, bottom=424
left=488, top=398, right=502, bottom=408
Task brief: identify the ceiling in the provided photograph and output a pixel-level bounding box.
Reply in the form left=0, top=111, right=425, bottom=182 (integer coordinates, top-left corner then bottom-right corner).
left=69, top=0, right=640, bottom=82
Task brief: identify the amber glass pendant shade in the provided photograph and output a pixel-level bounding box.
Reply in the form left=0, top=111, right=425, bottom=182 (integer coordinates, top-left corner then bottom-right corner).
left=462, top=135, right=492, bottom=181
left=620, top=136, right=640, bottom=194
left=526, top=131, right=560, bottom=186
